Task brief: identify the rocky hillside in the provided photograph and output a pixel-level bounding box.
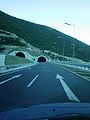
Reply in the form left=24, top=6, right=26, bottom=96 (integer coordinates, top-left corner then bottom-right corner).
left=0, top=10, right=90, bottom=62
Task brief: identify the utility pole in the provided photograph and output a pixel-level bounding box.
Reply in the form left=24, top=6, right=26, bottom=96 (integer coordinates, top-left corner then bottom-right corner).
left=62, top=38, right=65, bottom=60
left=65, top=23, right=75, bottom=58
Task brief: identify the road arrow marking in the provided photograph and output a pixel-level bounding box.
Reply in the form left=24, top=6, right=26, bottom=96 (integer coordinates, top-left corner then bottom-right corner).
left=56, top=74, right=80, bottom=102
left=27, top=74, right=39, bottom=87
left=0, top=74, right=22, bottom=85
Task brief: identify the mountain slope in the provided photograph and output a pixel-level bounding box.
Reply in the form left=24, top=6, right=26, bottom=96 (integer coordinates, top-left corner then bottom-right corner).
left=0, top=10, right=90, bottom=62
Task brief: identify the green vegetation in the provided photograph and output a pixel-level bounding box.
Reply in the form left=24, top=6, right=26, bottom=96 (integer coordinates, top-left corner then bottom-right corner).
left=12, top=47, right=42, bottom=57
left=5, top=55, right=32, bottom=65
left=0, top=45, right=5, bottom=52
left=0, top=36, right=25, bottom=46
left=0, top=10, right=90, bottom=62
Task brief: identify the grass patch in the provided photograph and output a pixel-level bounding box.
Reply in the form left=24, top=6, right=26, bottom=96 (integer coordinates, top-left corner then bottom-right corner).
left=5, top=55, right=33, bottom=65
left=75, top=70, right=90, bottom=73
left=75, top=72, right=90, bottom=75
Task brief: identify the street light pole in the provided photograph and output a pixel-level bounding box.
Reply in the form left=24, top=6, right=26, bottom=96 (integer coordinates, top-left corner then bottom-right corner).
left=72, top=24, right=75, bottom=58
left=65, top=23, right=75, bottom=58
left=62, top=38, right=65, bottom=59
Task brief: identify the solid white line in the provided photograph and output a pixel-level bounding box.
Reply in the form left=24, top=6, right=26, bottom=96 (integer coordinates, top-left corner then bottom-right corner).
left=27, top=74, right=39, bottom=87
left=0, top=69, right=22, bottom=77
left=56, top=74, right=80, bottom=102
left=0, top=74, right=22, bottom=85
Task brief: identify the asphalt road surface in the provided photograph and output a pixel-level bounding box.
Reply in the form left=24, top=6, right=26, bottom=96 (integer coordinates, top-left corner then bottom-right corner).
left=0, top=62, right=90, bottom=112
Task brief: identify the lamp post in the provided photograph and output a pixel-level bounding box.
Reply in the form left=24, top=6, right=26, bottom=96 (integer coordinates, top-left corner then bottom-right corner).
left=62, top=38, right=65, bottom=60
left=65, top=23, right=75, bottom=58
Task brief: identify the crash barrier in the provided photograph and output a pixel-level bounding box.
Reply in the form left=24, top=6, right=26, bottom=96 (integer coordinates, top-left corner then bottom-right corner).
left=69, top=64, right=90, bottom=71
left=0, top=62, right=38, bottom=74
left=60, top=62, right=90, bottom=71
left=51, top=60, right=90, bottom=71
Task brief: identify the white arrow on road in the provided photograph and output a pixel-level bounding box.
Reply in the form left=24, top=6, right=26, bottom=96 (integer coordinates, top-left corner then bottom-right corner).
left=56, top=74, right=80, bottom=102
left=0, top=74, right=22, bottom=85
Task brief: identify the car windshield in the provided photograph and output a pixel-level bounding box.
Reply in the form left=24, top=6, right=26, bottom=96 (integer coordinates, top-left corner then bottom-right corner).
left=0, top=0, right=90, bottom=119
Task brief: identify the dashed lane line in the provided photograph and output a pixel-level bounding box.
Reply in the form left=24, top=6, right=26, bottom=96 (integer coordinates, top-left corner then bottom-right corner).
left=27, top=74, right=39, bottom=87
left=0, top=74, right=22, bottom=85
left=0, top=68, right=25, bottom=77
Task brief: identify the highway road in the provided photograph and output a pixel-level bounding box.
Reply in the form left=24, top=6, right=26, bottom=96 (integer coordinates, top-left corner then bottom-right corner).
left=0, top=62, right=90, bottom=112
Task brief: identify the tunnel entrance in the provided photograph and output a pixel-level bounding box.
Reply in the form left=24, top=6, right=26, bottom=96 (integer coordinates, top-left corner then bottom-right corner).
left=37, top=56, right=46, bottom=62
left=16, top=52, right=25, bottom=58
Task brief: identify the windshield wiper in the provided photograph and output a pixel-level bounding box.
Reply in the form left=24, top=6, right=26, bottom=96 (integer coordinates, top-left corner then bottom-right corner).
left=0, top=103, right=90, bottom=120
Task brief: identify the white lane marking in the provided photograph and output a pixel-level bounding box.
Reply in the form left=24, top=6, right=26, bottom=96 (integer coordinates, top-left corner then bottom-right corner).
left=0, top=71, right=17, bottom=77
left=56, top=74, right=80, bottom=102
left=0, top=69, right=22, bottom=77
left=27, top=74, right=39, bottom=87
left=0, top=74, right=22, bottom=85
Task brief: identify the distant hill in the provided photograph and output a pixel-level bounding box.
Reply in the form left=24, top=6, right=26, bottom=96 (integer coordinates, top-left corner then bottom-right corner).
left=0, top=10, right=90, bottom=62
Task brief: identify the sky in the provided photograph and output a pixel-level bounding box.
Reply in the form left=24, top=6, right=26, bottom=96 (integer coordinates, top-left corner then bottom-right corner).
left=0, top=0, right=90, bottom=45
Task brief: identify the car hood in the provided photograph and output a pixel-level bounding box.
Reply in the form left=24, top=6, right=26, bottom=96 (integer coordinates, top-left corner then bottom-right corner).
left=0, top=103, right=90, bottom=120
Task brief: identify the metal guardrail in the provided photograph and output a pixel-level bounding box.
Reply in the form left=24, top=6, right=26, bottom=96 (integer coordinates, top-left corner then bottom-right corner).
left=0, top=64, right=20, bottom=72
left=0, top=62, right=38, bottom=74
left=0, top=61, right=90, bottom=74
left=51, top=60, right=90, bottom=71
left=63, top=64, right=90, bottom=71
